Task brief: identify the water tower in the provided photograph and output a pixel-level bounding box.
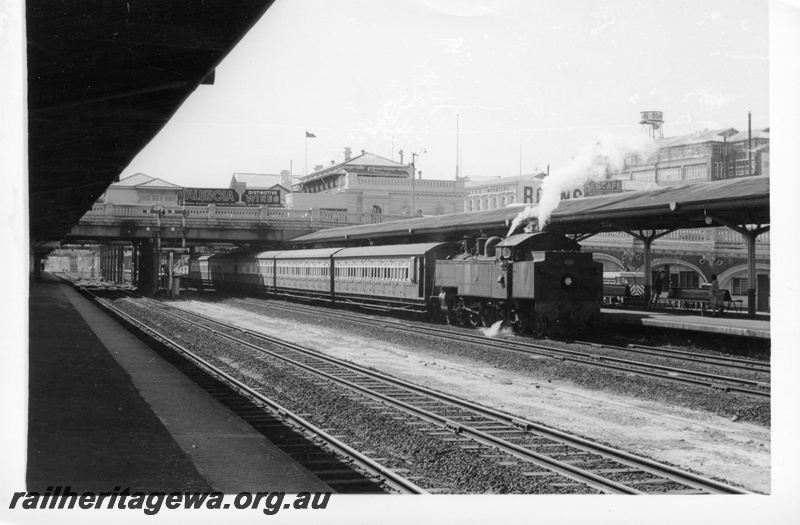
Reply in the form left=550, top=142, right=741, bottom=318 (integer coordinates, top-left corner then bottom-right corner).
left=639, top=111, right=664, bottom=139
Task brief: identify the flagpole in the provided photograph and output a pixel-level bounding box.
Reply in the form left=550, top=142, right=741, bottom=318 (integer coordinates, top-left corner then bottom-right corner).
left=305, top=133, right=308, bottom=176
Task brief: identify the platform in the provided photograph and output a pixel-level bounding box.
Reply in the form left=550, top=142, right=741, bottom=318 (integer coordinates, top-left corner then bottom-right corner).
left=27, top=277, right=332, bottom=493
left=601, top=307, right=770, bottom=340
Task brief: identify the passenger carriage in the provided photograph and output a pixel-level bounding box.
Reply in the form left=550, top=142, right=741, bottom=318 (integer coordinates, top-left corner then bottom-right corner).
left=331, top=243, right=461, bottom=312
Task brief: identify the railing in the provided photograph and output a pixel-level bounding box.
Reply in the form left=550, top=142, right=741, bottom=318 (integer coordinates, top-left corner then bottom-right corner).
left=348, top=177, right=462, bottom=190
left=717, top=229, right=771, bottom=245
left=589, top=228, right=770, bottom=246
left=592, top=231, right=630, bottom=239
left=80, top=203, right=414, bottom=230
left=660, top=229, right=708, bottom=242
left=80, top=204, right=770, bottom=247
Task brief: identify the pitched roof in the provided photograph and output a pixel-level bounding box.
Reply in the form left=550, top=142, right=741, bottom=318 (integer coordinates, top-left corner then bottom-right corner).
left=654, top=128, right=738, bottom=149
left=230, top=172, right=289, bottom=189
left=137, top=178, right=183, bottom=189
left=114, top=173, right=155, bottom=186
left=298, top=152, right=410, bottom=183
left=465, top=174, right=544, bottom=188
left=112, top=173, right=181, bottom=189
left=726, top=128, right=770, bottom=143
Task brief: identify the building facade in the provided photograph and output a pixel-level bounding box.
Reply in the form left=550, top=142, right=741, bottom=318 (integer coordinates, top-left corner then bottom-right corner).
left=463, top=174, right=545, bottom=212
left=578, top=126, right=772, bottom=311
left=99, top=173, right=184, bottom=205
left=612, top=127, right=769, bottom=186
left=292, top=149, right=465, bottom=216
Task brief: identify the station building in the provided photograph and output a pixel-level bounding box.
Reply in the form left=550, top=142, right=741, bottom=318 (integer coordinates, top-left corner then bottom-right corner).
left=99, top=173, right=184, bottom=205
left=463, top=174, right=544, bottom=212
left=612, top=127, right=770, bottom=185
left=289, top=148, right=465, bottom=216
left=580, top=126, right=771, bottom=311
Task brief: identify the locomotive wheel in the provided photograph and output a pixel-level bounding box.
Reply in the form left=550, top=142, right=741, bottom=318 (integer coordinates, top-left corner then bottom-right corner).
left=534, top=315, right=548, bottom=338
left=516, top=312, right=531, bottom=334
left=456, top=309, right=471, bottom=327
left=480, top=306, right=497, bottom=327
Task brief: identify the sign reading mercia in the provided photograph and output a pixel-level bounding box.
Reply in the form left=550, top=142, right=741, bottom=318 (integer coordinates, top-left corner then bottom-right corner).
left=181, top=188, right=282, bottom=206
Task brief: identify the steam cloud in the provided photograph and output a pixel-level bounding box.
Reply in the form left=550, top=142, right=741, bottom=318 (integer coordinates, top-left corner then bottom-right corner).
left=479, top=320, right=514, bottom=338
left=507, top=135, right=656, bottom=236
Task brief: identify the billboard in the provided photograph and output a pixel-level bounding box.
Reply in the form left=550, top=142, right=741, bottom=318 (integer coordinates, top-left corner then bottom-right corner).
left=181, top=188, right=282, bottom=206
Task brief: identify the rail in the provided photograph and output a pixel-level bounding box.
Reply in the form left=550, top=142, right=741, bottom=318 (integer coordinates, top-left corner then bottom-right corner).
left=157, top=298, right=752, bottom=494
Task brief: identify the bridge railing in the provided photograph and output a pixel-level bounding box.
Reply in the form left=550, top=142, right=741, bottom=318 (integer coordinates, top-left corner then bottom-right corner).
left=81, top=203, right=412, bottom=229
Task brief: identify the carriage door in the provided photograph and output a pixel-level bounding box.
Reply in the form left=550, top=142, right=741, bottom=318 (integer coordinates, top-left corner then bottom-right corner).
left=757, top=274, right=770, bottom=312
left=417, top=257, right=425, bottom=298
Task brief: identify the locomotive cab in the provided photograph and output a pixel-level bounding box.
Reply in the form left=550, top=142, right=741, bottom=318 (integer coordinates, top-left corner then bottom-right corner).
left=434, top=232, right=603, bottom=336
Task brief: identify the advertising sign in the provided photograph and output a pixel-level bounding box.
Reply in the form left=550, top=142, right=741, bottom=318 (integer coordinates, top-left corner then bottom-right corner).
left=242, top=189, right=281, bottom=205
left=181, top=188, right=239, bottom=204
left=181, top=188, right=282, bottom=206
left=584, top=180, right=623, bottom=196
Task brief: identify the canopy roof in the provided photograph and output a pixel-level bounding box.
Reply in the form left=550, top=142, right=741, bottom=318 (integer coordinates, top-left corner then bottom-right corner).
left=291, top=177, right=769, bottom=247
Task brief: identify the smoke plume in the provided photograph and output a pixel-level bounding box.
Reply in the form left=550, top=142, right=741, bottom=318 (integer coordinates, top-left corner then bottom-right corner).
left=507, top=134, right=655, bottom=236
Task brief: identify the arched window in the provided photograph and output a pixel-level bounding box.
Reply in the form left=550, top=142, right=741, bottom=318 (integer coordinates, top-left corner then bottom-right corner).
left=370, top=205, right=382, bottom=214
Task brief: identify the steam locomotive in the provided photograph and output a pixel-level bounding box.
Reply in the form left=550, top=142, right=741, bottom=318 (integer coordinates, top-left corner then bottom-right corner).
left=186, top=232, right=603, bottom=337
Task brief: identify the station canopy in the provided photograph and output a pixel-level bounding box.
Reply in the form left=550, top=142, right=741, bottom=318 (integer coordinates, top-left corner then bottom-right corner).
left=28, top=1, right=274, bottom=247
left=290, top=177, right=769, bottom=247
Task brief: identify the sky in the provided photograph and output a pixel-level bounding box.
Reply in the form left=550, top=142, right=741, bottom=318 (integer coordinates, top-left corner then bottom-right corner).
left=119, top=0, right=770, bottom=187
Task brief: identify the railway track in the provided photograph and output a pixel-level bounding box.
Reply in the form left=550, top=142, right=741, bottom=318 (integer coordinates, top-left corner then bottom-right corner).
left=72, top=285, right=427, bottom=495
left=233, top=297, right=770, bottom=399
left=575, top=340, right=770, bottom=374
left=113, top=293, right=749, bottom=495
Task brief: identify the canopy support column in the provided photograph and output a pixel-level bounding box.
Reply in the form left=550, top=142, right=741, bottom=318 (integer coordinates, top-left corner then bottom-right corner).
left=705, top=214, right=769, bottom=318
left=613, top=227, right=676, bottom=308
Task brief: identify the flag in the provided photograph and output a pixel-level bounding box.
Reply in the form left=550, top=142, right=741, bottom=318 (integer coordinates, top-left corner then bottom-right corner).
left=306, top=131, right=316, bottom=138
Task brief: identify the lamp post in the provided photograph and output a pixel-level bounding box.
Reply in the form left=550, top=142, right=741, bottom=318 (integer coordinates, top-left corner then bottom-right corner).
left=410, top=150, right=425, bottom=215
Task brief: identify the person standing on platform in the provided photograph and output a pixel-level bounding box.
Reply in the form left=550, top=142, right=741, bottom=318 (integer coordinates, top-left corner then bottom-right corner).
left=709, top=274, right=721, bottom=316
left=650, top=270, right=667, bottom=309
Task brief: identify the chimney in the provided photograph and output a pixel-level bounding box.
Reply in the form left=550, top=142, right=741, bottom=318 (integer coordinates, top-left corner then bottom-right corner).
left=361, top=149, right=365, bottom=155
left=280, top=169, right=292, bottom=188
left=344, top=147, right=352, bottom=161
left=314, top=164, right=323, bottom=171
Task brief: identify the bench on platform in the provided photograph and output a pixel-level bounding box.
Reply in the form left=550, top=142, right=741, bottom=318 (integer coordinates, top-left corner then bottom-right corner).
left=720, top=289, right=743, bottom=314
left=603, top=284, right=647, bottom=309
left=603, top=284, right=630, bottom=304
left=666, top=288, right=742, bottom=315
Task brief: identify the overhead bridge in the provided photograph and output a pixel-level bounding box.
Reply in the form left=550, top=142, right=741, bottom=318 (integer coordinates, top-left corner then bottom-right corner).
left=68, top=204, right=413, bottom=245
